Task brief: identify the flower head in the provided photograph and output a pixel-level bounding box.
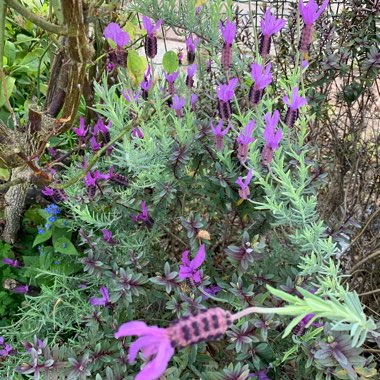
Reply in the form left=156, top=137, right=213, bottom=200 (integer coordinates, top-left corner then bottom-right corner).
left=101, top=228, right=116, bottom=245
left=237, top=120, right=255, bottom=145
left=216, top=78, right=238, bottom=102
left=131, top=127, right=144, bottom=139
left=131, top=201, right=152, bottom=225
left=179, top=244, right=206, bottom=283
left=164, top=71, right=179, bottom=84
left=90, top=286, right=110, bottom=307
left=94, top=119, right=112, bottom=135
left=283, top=87, right=307, bottom=110
left=13, top=284, right=29, bottom=294
left=263, top=110, right=282, bottom=150
left=73, top=117, right=87, bottom=137
left=2, top=258, right=21, bottom=268
left=219, top=18, right=236, bottom=45
left=251, top=63, right=273, bottom=90
left=115, top=321, right=173, bottom=380
left=190, top=94, right=198, bottom=107
left=171, top=95, right=186, bottom=111
left=236, top=168, right=253, bottom=200
left=141, top=65, right=152, bottom=92
left=90, top=136, right=101, bottom=152
left=115, top=308, right=231, bottom=380
left=122, top=88, right=141, bottom=103
left=187, top=63, right=197, bottom=77
left=210, top=120, right=230, bottom=137
left=104, top=22, right=130, bottom=48
left=41, top=186, right=54, bottom=197
left=142, top=16, right=162, bottom=36
left=260, top=9, right=286, bottom=36
left=186, top=35, right=199, bottom=53
left=299, top=0, right=329, bottom=25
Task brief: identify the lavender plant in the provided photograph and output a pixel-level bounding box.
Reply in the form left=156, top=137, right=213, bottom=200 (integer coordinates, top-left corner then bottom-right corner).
left=0, top=1, right=379, bottom=380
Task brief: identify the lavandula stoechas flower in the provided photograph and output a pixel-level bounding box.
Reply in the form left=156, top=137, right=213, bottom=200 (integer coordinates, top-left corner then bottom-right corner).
left=115, top=307, right=232, bottom=380
left=216, top=77, right=238, bottom=120
left=90, top=286, right=110, bottom=307
left=237, top=120, right=255, bottom=164
left=259, top=9, right=286, bottom=58
left=131, top=201, right=153, bottom=226
left=131, top=127, right=144, bottom=139
left=142, top=16, right=162, bottom=59
left=219, top=18, right=236, bottom=70
left=210, top=120, right=230, bottom=151
left=292, top=313, right=323, bottom=336
left=73, top=117, right=87, bottom=146
left=261, top=110, right=283, bottom=166
left=141, top=65, right=152, bottom=100
left=164, top=71, right=179, bottom=95
left=179, top=244, right=206, bottom=284
left=186, top=35, right=199, bottom=64
left=299, top=0, right=329, bottom=56
left=2, top=258, right=21, bottom=267
left=249, top=63, right=273, bottom=107
left=108, top=166, right=129, bottom=187
left=42, top=187, right=67, bottom=204
left=283, top=87, right=307, bottom=128
left=236, top=168, right=253, bottom=200
left=186, top=64, right=197, bottom=88
left=104, top=23, right=130, bottom=67
left=190, top=94, right=198, bottom=112
left=84, top=170, right=109, bottom=198
left=171, top=95, right=186, bottom=118
left=101, top=228, right=116, bottom=245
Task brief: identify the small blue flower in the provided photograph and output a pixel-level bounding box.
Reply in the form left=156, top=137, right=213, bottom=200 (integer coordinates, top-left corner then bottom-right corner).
left=54, top=261, right=60, bottom=265
left=38, top=246, right=44, bottom=255
left=38, top=227, right=45, bottom=234
left=48, top=216, right=56, bottom=223
left=45, top=223, right=51, bottom=229
left=62, top=243, right=68, bottom=249
left=44, top=204, right=61, bottom=216
left=63, top=221, right=69, bottom=226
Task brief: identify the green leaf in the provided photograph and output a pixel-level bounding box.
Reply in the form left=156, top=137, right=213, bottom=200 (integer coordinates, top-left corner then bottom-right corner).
left=33, top=229, right=52, bottom=247
left=4, top=41, right=16, bottom=66
left=162, top=51, right=179, bottom=74
left=0, top=168, right=10, bottom=181
left=0, top=76, right=16, bottom=107
left=127, top=49, right=148, bottom=85
left=53, top=237, right=78, bottom=255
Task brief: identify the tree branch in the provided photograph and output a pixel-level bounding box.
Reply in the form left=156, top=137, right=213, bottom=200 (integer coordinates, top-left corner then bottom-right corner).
left=5, top=0, right=67, bottom=35
left=0, top=178, right=25, bottom=192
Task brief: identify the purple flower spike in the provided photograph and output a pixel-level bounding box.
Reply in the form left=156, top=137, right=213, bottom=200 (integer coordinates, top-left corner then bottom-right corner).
left=12, top=284, right=29, bottom=294
left=236, top=168, right=253, bottom=200
left=122, top=88, right=141, bottom=103
left=90, top=136, right=101, bottom=152
left=42, top=186, right=55, bottom=197
left=216, top=78, right=238, bottom=102
left=101, top=229, right=116, bottom=245
left=142, top=16, right=162, bottom=37
left=190, top=94, right=198, bottom=111
left=115, top=321, right=174, bottom=380
left=261, top=9, right=286, bottom=36
left=210, top=120, right=230, bottom=151
left=179, top=244, right=206, bottom=284
left=131, top=201, right=153, bottom=226
left=131, top=127, right=144, bottom=139
left=141, top=65, right=153, bottom=96
left=164, top=71, right=179, bottom=94
left=262, top=110, right=282, bottom=165
left=263, top=110, right=282, bottom=150
left=283, top=87, right=307, bottom=110
left=0, top=343, right=14, bottom=357
left=299, top=0, right=329, bottom=25
left=104, top=23, right=130, bottom=48
left=90, top=286, right=110, bottom=307
left=237, top=120, right=255, bottom=163
left=251, top=63, right=273, bottom=90
left=283, top=87, right=307, bottom=128
left=186, top=35, right=199, bottom=64
left=292, top=313, right=323, bottom=336
left=219, top=19, right=236, bottom=45
left=171, top=95, right=186, bottom=118
left=142, top=16, right=162, bottom=58
left=73, top=117, right=87, bottom=138
left=187, top=64, right=197, bottom=77
left=2, top=258, right=21, bottom=267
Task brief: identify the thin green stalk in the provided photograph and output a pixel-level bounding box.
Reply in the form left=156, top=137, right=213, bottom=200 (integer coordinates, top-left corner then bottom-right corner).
left=5, top=0, right=67, bottom=35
